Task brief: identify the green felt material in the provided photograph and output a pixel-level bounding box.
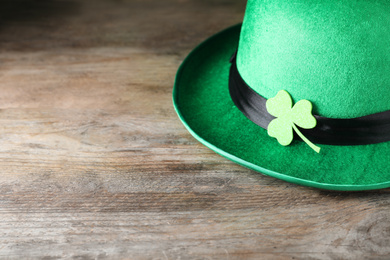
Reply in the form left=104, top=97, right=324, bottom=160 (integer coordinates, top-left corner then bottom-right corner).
left=237, top=0, right=390, bottom=118
left=173, top=24, right=390, bottom=191
left=266, top=90, right=320, bottom=153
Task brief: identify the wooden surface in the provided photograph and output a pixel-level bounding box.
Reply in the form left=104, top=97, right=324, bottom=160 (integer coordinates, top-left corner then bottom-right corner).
left=0, top=1, right=390, bottom=259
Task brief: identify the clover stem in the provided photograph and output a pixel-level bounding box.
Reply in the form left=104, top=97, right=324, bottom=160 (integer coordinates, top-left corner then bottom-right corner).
left=292, top=124, right=321, bottom=153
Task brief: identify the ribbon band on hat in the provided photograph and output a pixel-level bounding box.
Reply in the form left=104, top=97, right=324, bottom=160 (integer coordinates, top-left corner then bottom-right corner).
left=229, top=51, right=390, bottom=146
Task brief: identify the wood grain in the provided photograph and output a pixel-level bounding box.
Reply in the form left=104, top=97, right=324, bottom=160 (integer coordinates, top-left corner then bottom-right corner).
left=0, top=0, right=390, bottom=259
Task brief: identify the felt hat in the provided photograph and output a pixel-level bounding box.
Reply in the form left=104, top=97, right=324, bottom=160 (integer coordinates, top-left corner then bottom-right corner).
left=173, top=0, right=390, bottom=191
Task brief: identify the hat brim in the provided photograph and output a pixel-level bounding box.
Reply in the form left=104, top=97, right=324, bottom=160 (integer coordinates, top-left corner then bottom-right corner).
left=173, top=24, right=390, bottom=191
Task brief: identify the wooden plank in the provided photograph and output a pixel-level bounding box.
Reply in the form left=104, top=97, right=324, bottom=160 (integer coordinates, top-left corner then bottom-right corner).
left=0, top=0, right=390, bottom=259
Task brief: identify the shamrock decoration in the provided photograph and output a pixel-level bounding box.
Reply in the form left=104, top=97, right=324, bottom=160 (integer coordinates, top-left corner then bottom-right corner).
left=266, top=90, right=321, bottom=153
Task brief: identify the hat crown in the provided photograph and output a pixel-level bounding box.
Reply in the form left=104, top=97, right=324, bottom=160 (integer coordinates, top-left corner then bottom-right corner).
left=237, top=0, right=390, bottom=118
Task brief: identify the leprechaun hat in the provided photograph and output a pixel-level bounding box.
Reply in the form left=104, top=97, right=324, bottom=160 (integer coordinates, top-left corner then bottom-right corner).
left=173, top=0, right=390, bottom=191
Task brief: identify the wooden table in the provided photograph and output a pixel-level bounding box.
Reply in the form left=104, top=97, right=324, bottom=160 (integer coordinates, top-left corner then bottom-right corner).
left=0, top=1, right=389, bottom=259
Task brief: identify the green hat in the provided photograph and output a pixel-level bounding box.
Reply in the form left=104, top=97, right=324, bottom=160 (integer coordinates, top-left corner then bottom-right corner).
left=173, top=0, right=390, bottom=191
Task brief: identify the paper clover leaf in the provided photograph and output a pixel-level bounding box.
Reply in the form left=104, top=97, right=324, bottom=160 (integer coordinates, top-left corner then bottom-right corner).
left=266, top=90, right=321, bottom=153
